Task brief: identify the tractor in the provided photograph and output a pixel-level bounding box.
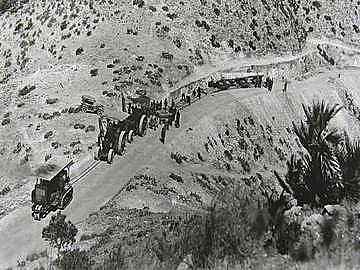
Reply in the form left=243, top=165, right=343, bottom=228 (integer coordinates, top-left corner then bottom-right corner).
left=80, top=95, right=104, bottom=115
left=96, top=116, right=127, bottom=164
left=95, top=108, right=148, bottom=164
left=31, top=161, right=74, bottom=221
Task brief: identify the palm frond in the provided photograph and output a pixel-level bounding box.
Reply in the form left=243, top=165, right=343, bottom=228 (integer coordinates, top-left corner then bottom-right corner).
left=336, top=134, right=360, bottom=202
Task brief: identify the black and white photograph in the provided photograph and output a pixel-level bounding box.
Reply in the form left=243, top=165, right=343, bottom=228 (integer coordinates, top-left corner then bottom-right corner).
left=1, top=0, right=360, bottom=269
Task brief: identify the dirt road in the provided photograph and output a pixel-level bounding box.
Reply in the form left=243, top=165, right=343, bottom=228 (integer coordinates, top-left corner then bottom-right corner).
left=0, top=87, right=267, bottom=269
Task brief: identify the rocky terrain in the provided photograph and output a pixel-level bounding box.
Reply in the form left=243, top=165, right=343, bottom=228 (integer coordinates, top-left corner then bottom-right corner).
left=2, top=0, right=360, bottom=269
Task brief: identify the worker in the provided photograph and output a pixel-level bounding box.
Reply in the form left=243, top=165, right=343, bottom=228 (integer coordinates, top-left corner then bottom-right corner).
left=283, top=80, right=288, bottom=93
left=160, top=124, right=166, bottom=144
left=169, top=107, right=176, bottom=126
left=192, top=89, right=196, bottom=97
left=197, top=87, right=201, bottom=99
left=267, top=77, right=273, bottom=92
left=187, top=95, right=191, bottom=106
left=127, top=103, right=132, bottom=114
left=175, top=110, right=180, bottom=128
left=182, top=92, right=186, bottom=101
left=164, top=98, right=168, bottom=110
left=121, top=93, right=126, bottom=112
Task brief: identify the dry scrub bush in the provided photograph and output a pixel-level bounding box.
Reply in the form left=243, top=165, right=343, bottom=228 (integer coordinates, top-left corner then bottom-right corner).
left=149, top=183, right=268, bottom=269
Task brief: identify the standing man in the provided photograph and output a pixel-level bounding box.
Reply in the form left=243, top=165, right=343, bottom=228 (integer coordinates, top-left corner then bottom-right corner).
left=127, top=102, right=132, bottom=114
left=164, top=98, right=168, bottom=110
left=182, top=92, right=186, bottom=101
left=121, top=93, right=126, bottom=112
left=160, top=124, right=166, bottom=144
left=175, top=110, right=180, bottom=128
left=283, top=80, right=288, bottom=93
left=186, top=95, right=191, bottom=106
left=197, top=87, right=201, bottom=99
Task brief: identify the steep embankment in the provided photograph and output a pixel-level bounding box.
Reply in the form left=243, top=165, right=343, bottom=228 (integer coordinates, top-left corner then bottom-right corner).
left=69, top=69, right=360, bottom=269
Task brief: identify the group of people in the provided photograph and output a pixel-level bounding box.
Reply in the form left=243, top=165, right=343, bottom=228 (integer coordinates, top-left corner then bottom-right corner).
left=181, top=86, right=207, bottom=106
left=120, top=85, right=210, bottom=144
left=159, top=101, right=181, bottom=144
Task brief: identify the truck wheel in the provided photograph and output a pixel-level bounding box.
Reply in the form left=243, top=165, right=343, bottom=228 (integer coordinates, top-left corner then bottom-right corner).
left=118, top=131, right=126, bottom=155
left=138, top=115, right=147, bottom=137
left=127, top=130, right=134, bottom=143
left=107, top=149, right=115, bottom=164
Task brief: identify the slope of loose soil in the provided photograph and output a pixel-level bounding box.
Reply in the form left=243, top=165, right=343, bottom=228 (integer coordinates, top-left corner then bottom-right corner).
left=72, top=69, right=360, bottom=269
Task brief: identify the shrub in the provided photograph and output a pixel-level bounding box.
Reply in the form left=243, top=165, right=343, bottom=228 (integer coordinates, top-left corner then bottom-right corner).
left=336, top=135, right=360, bottom=203
left=1, top=118, right=10, bottom=125
left=75, top=47, right=83, bottom=55
left=280, top=101, right=345, bottom=206
left=46, top=98, right=58, bottom=104
left=56, top=248, right=93, bottom=270
left=0, top=0, right=12, bottom=13
left=150, top=184, right=266, bottom=267
left=102, top=244, right=125, bottom=270
left=18, top=86, right=32, bottom=96
left=44, top=131, right=53, bottom=139
left=42, top=212, right=78, bottom=255
left=90, top=69, right=98, bottom=76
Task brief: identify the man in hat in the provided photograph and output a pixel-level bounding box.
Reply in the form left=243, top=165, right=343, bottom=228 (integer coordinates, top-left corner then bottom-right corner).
left=121, top=93, right=126, bottom=112
left=160, top=124, right=166, bottom=144
left=175, top=110, right=180, bottom=128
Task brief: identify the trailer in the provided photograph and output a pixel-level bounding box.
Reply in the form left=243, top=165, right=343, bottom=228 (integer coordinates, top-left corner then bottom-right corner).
left=208, top=72, right=264, bottom=91
left=31, top=161, right=74, bottom=221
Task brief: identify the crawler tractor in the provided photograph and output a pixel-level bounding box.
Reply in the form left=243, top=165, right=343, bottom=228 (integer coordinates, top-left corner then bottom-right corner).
left=96, top=108, right=148, bottom=163
left=31, top=161, right=74, bottom=221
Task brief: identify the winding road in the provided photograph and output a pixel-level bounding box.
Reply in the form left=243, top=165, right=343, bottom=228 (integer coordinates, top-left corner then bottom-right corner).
left=1, top=37, right=360, bottom=269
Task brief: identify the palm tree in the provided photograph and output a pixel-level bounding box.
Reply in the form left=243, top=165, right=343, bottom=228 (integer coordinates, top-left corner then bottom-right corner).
left=291, top=100, right=343, bottom=206
left=336, top=134, right=360, bottom=203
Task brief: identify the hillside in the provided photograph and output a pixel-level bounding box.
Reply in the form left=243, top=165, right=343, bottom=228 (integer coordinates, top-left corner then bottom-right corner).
left=63, top=69, right=360, bottom=269
left=1, top=0, right=360, bottom=268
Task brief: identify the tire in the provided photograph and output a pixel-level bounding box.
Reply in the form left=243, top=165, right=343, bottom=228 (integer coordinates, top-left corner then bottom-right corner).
left=138, top=115, right=147, bottom=137
left=60, top=187, right=73, bottom=210
left=107, top=149, right=115, bottom=164
left=127, top=130, right=134, bottom=143
left=117, top=131, right=126, bottom=155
